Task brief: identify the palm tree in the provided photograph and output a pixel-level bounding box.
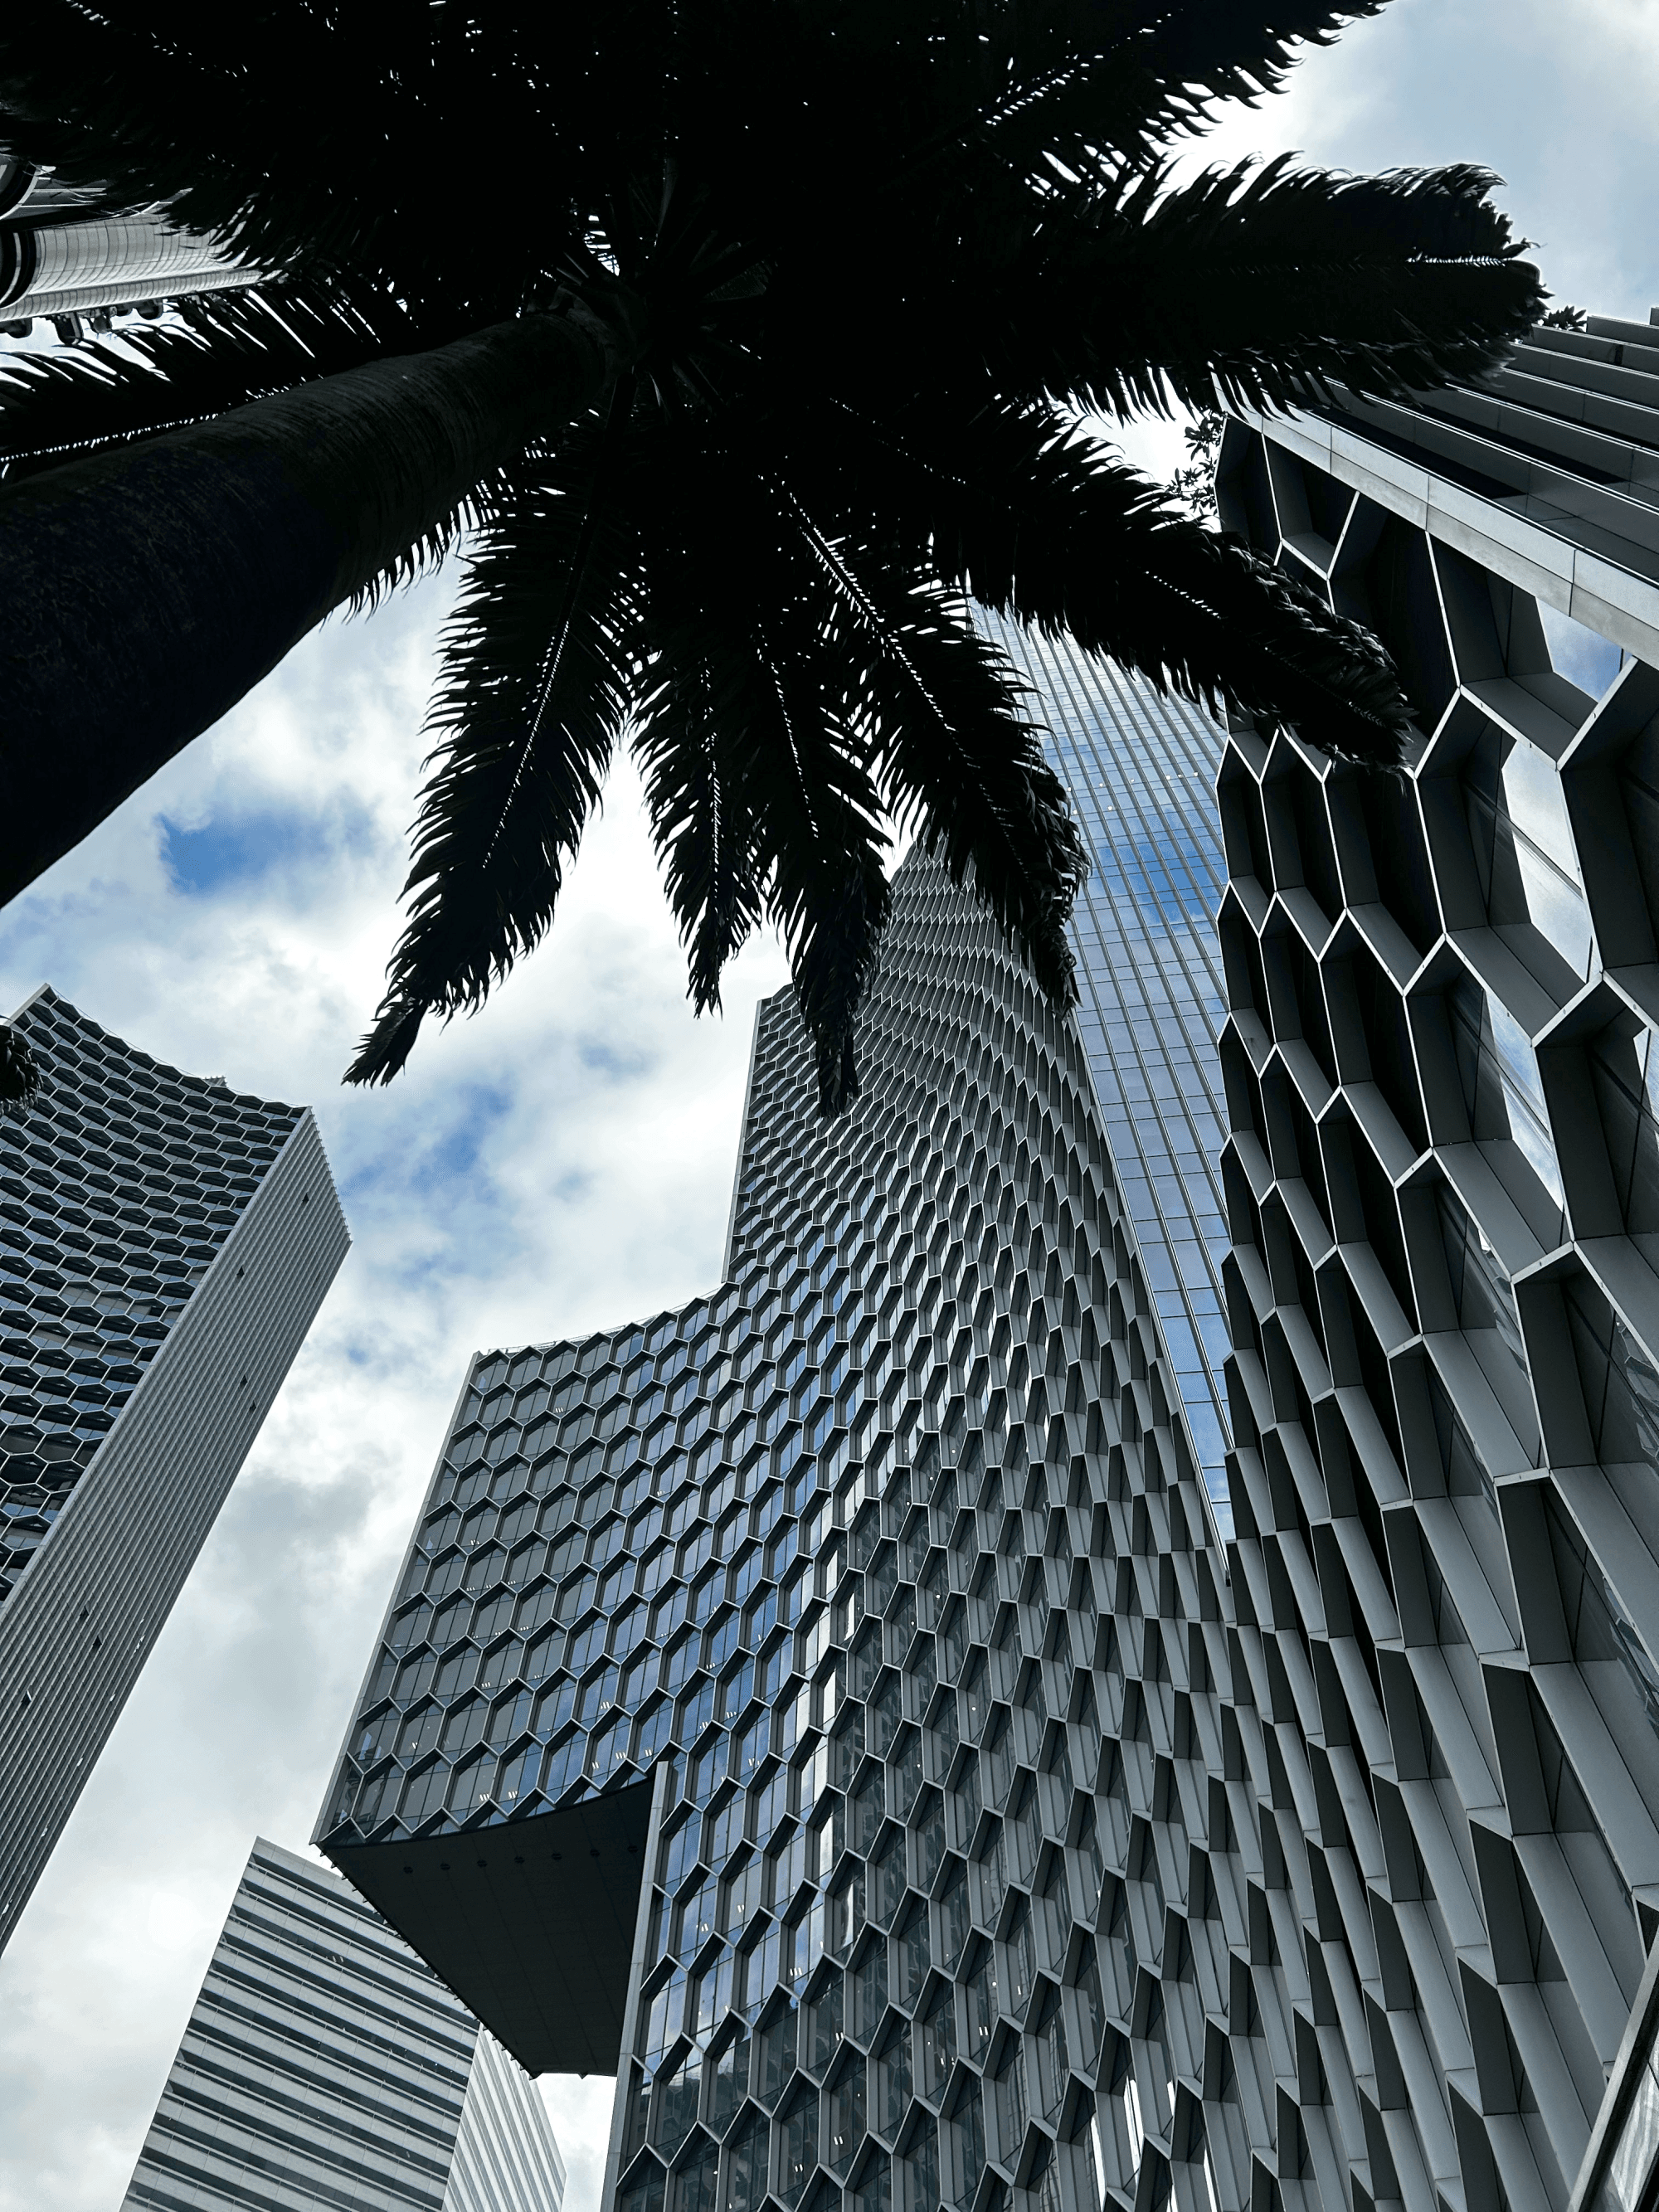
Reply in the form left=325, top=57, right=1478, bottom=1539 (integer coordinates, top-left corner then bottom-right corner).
left=0, top=2, right=1545, bottom=1112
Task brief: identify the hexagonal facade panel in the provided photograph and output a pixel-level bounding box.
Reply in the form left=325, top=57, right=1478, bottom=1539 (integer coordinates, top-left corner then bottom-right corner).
left=0, top=989, right=298, bottom=1602
left=320, top=845, right=1235, bottom=2212
left=0, top=985, right=348, bottom=1950
left=318, top=306, right=1659, bottom=2212
left=1209, top=310, right=1659, bottom=2212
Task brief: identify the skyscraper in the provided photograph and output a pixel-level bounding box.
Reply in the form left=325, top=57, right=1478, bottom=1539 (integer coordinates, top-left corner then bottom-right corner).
left=317, top=848, right=1229, bottom=2210
left=1203, top=306, right=1659, bottom=2212
left=0, top=984, right=347, bottom=1951
left=119, top=1835, right=567, bottom=2212
left=991, top=617, right=1235, bottom=1538
left=0, top=144, right=252, bottom=339
left=314, top=303, right=1659, bottom=2212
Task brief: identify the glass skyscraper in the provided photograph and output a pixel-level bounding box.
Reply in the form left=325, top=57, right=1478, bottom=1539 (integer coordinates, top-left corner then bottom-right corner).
left=317, top=846, right=1227, bottom=2208
left=0, top=984, right=347, bottom=1951
left=990, top=618, right=1233, bottom=1536
left=120, top=1835, right=567, bottom=2212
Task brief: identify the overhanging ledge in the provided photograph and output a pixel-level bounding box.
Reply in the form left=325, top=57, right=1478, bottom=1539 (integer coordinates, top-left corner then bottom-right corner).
left=323, top=1776, right=654, bottom=2076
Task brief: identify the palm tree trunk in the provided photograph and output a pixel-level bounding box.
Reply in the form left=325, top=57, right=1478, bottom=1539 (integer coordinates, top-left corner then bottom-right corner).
left=0, top=309, right=613, bottom=903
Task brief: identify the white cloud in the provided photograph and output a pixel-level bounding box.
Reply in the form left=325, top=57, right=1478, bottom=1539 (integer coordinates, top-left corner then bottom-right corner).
left=1182, top=0, right=1659, bottom=321
left=541, top=2076, right=625, bottom=2212
left=0, top=576, right=790, bottom=2210
left=1080, top=0, right=1659, bottom=498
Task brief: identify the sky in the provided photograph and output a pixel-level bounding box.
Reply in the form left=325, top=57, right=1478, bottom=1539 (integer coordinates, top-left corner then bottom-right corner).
left=2, top=3, right=1657, bottom=2205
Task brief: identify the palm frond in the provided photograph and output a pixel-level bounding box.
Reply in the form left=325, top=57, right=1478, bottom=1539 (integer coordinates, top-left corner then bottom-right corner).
left=983, top=158, right=1544, bottom=419
left=347, top=425, right=643, bottom=1087
left=0, top=6, right=596, bottom=316
left=786, top=837, right=893, bottom=1118
left=986, top=1, right=1392, bottom=173
left=738, top=614, right=893, bottom=1116
left=927, top=405, right=1415, bottom=763
left=778, top=399, right=1413, bottom=766
left=0, top=1021, right=40, bottom=1107
left=772, top=488, right=1086, bottom=1009
left=826, top=0, right=1391, bottom=200
left=630, top=647, right=766, bottom=1018
left=635, top=506, right=895, bottom=1113
left=1, top=5, right=394, bottom=264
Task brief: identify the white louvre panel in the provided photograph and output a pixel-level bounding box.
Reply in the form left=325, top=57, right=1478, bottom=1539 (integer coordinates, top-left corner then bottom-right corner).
left=12, top=260, right=260, bottom=322
left=119, top=1836, right=567, bottom=2210
left=445, top=2026, right=568, bottom=2212
left=1, top=213, right=253, bottom=316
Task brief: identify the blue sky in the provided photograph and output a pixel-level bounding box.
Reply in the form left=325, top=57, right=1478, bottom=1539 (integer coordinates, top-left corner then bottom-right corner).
left=3, top=7, right=1658, bottom=2205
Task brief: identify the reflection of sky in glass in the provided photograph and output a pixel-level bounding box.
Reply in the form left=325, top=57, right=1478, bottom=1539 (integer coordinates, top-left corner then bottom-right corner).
left=1538, top=600, right=1626, bottom=699
left=979, top=614, right=1233, bottom=1537
left=1436, top=1181, right=1538, bottom=1456
left=1486, top=989, right=1565, bottom=1207
left=1501, top=736, right=1597, bottom=979
left=1598, top=2038, right=1659, bottom=2212
left=1511, top=841, right=1595, bottom=979
left=1637, top=1031, right=1659, bottom=1128
left=1501, top=740, right=1579, bottom=880
left=1451, top=972, right=1565, bottom=1213
left=1467, top=726, right=1598, bottom=981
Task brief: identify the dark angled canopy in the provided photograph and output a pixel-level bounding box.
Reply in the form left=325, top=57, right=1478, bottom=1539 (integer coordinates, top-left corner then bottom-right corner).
left=0, top=2, right=1546, bottom=1110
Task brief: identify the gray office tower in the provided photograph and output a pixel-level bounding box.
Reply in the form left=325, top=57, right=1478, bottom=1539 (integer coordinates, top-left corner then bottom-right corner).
left=314, top=309, right=1659, bottom=2212
left=1207, top=309, right=1659, bottom=2212
left=0, top=985, right=347, bottom=1949
left=120, top=1835, right=567, bottom=2212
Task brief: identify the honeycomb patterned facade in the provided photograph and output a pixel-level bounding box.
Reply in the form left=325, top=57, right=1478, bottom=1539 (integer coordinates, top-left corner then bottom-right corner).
left=319, top=306, right=1659, bottom=2212
left=1204, top=309, right=1659, bottom=2212
left=321, top=847, right=1251, bottom=2212
left=0, top=985, right=301, bottom=1605
left=1, top=984, right=348, bottom=1950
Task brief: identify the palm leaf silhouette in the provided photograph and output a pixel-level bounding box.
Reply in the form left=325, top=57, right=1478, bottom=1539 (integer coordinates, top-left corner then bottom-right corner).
left=0, top=2, right=1548, bottom=1108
